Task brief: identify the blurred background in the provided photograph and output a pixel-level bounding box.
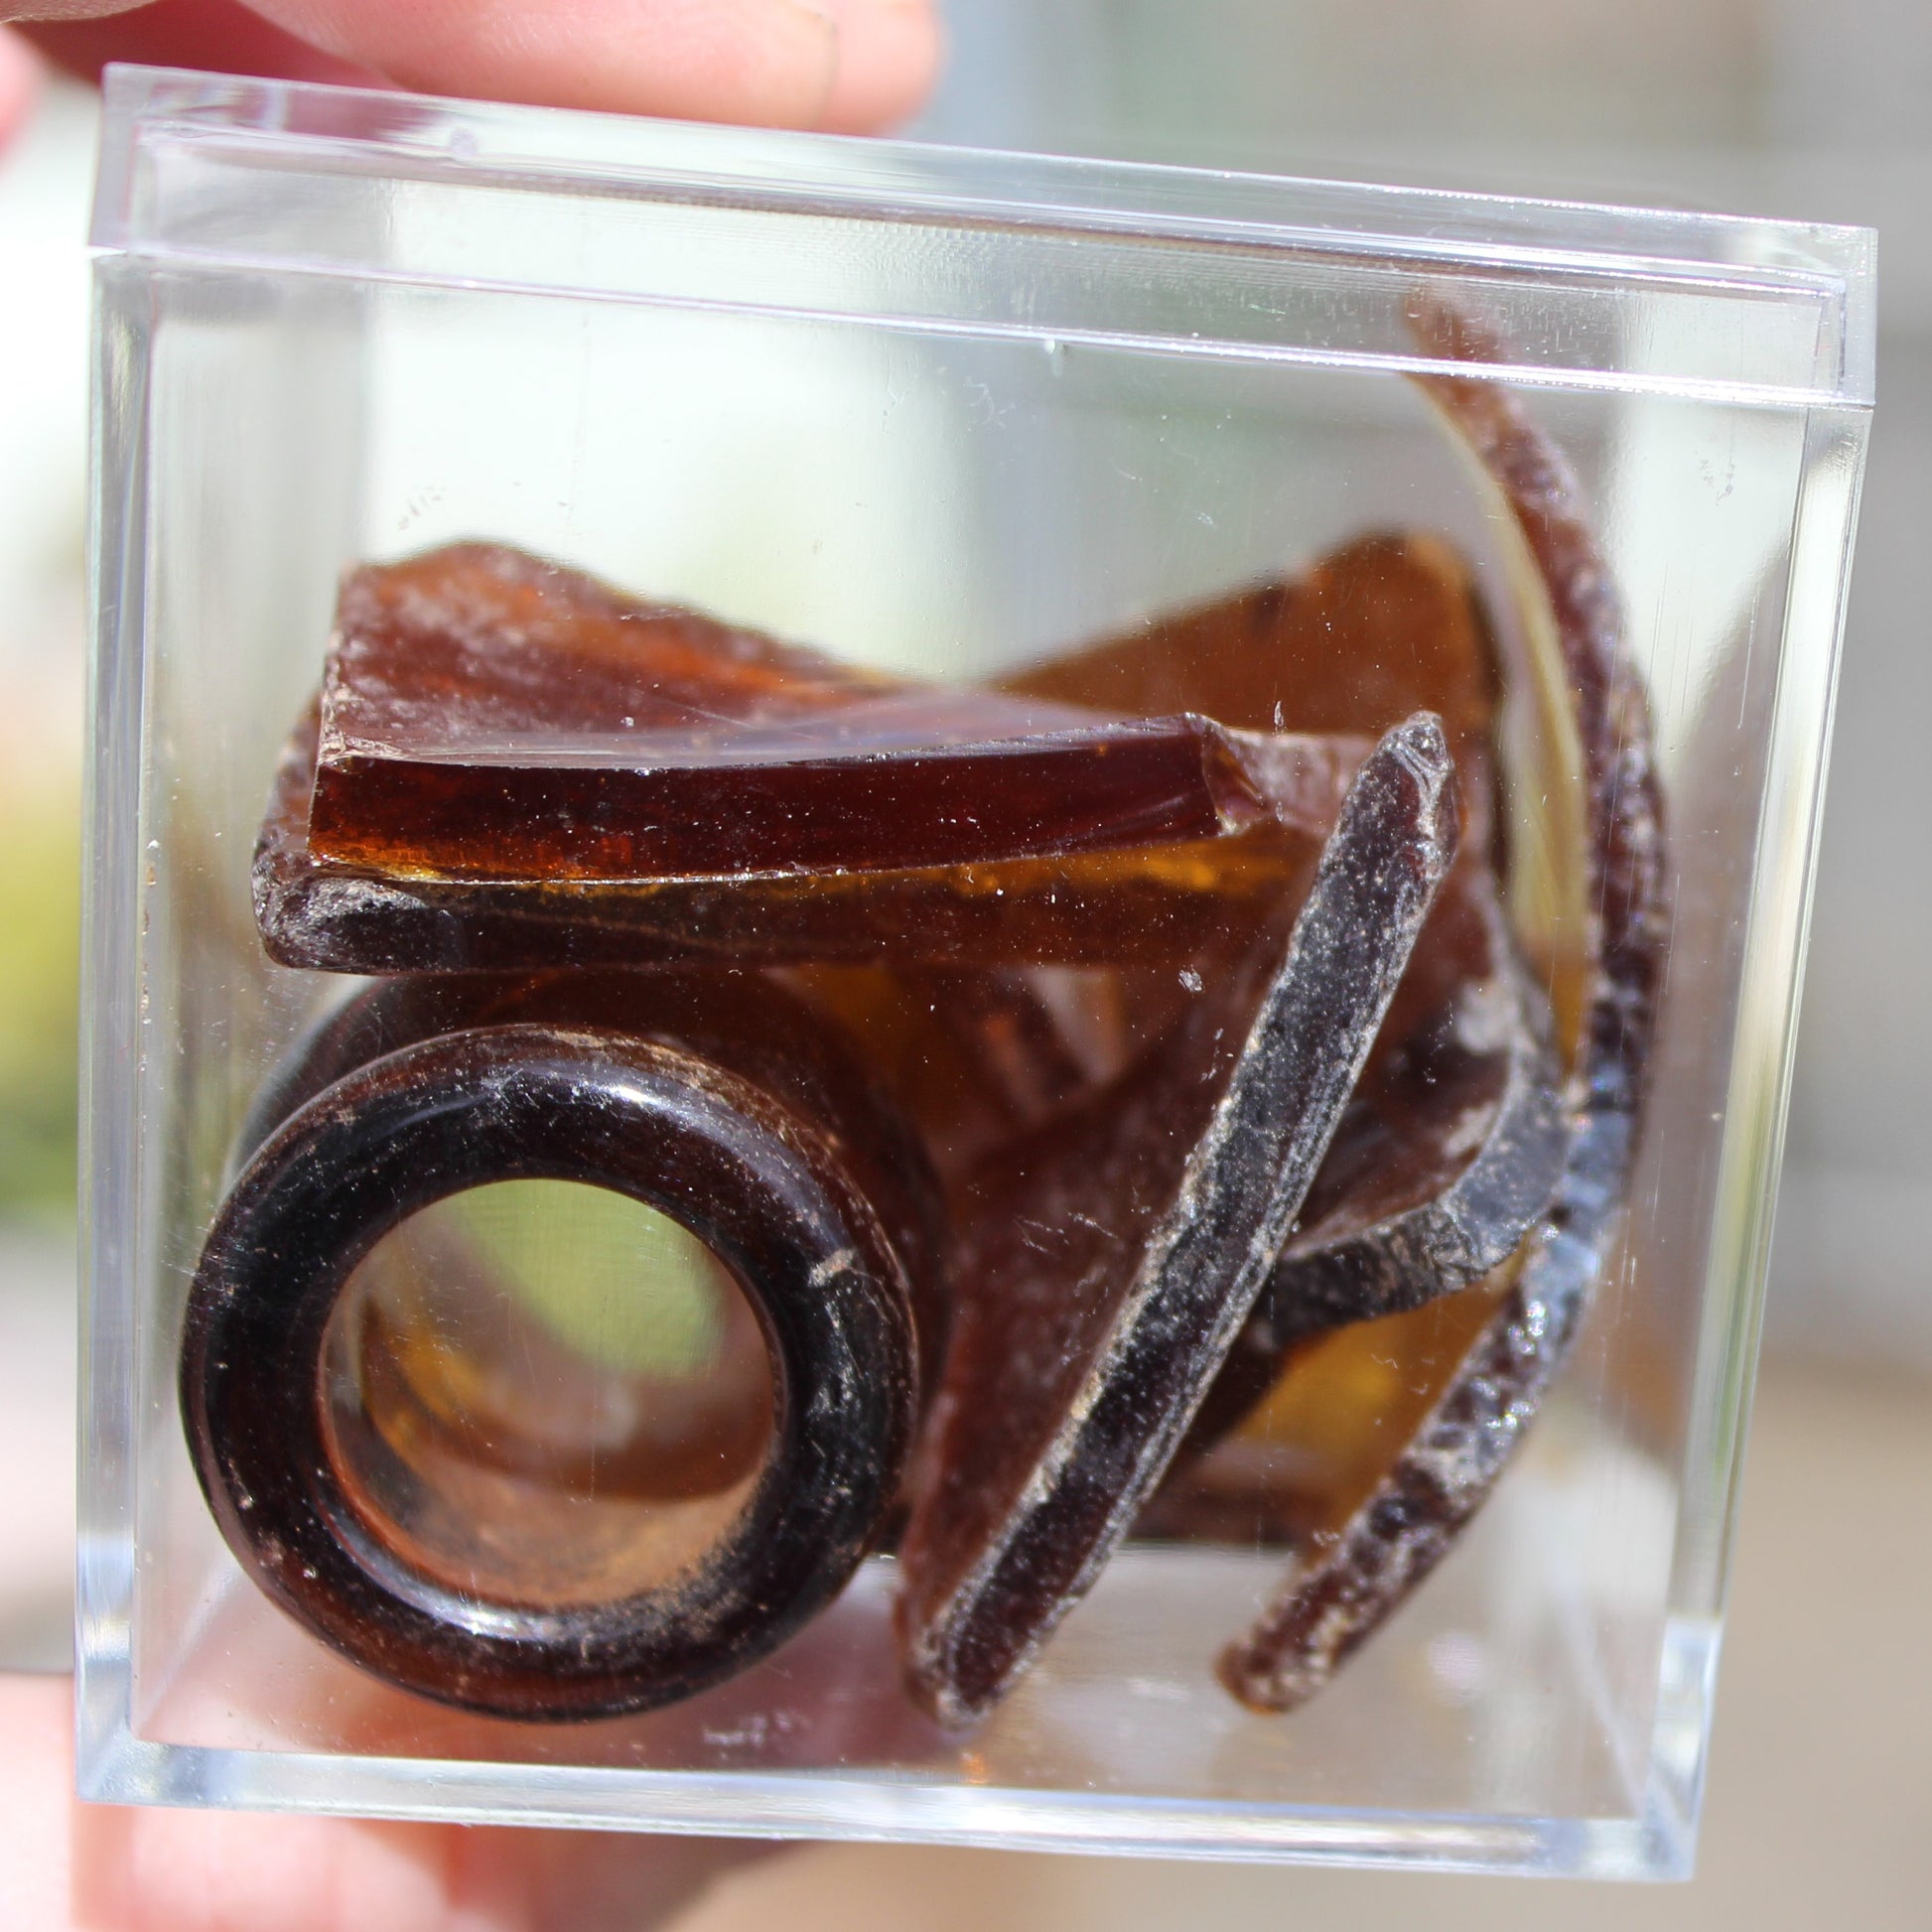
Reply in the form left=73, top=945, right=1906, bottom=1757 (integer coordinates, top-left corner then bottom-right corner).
left=0, top=0, right=1926, bottom=1922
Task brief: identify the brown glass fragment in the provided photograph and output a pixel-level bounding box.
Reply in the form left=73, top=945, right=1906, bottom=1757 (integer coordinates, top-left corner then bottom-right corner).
left=896, top=713, right=1458, bottom=1728
left=1137, top=1291, right=1508, bottom=1554
left=259, top=702, right=1359, bottom=974
left=778, top=963, right=1134, bottom=1192
left=1271, top=876, right=1561, bottom=1325
left=183, top=982, right=931, bottom=1721
left=999, top=520, right=1572, bottom=1487
left=1004, top=532, right=1497, bottom=765
left=308, top=542, right=1363, bottom=882
left=1217, top=301, right=1669, bottom=1713
left=1173, top=865, right=1565, bottom=1457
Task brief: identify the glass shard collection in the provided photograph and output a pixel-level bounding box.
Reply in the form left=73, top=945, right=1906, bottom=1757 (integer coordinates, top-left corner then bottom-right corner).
left=184, top=304, right=1661, bottom=1730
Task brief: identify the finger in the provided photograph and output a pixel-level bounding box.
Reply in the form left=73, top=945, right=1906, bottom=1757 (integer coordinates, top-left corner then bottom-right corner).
left=2, top=3, right=147, bottom=19
left=0, top=26, right=36, bottom=152
left=0, top=1674, right=770, bottom=1932
left=245, top=0, right=939, bottom=131
left=806, top=0, right=943, bottom=133
left=13, top=0, right=941, bottom=130
left=17, top=0, right=380, bottom=91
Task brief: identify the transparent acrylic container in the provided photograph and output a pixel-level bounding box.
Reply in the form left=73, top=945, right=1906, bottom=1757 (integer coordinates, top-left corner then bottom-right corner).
left=79, top=64, right=1873, bottom=1879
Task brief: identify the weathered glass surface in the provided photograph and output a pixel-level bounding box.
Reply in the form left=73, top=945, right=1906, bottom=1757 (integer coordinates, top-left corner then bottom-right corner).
left=1216, top=303, right=1667, bottom=1713
left=183, top=974, right=935, bottom=1719
left=304, top=542, right=1365, bottom=876
left=896, top=717, right=1457, bottom=1726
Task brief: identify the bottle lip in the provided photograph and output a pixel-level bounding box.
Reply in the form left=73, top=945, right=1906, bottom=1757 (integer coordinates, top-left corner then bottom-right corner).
left=181, top=1021, right=920, bottom=1723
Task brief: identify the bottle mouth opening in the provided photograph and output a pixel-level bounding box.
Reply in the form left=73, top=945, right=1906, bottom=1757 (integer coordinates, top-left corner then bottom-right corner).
left=318, top=1176, right=776, bottom=1610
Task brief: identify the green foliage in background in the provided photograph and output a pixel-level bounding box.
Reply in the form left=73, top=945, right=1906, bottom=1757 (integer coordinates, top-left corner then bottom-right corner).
left=427, top=1180, right=732, bottom=1379
left=0, top=780, right=78, bottom=1222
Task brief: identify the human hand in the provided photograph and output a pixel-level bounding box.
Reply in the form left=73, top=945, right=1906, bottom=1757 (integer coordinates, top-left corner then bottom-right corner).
left=0, top=3, right=942, bottom=1919
left=0, top=0, right=943, bottom=148
left=2, top=1673, right=783, bottom=1930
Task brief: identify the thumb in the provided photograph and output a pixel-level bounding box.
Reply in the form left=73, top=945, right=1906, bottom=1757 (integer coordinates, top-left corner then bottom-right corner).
left=246, top=0, right=942, bottom=131
left=0, top=26, right=39, bottom=154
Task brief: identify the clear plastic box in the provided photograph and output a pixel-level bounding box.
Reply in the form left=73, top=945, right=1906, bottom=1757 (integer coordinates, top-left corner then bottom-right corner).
left=78, top=64, right=1873, bottom=1879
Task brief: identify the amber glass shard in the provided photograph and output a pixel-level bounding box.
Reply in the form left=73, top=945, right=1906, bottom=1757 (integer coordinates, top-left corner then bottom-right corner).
left=1269, top=878, right=1563, bottom=1326
left=1003, top=531, right=1498, bottom=793
left=779, top=964, right=1133, bottom=1192
left=257, top=706, right=1349, bottom=974
left=896, top=715, right=1457, bottom=1728
left=1138, top=1288, right=1512, bottom=1553
left=1005, top=520, right=1522, bottom=1245
left=998, top=487, right=1568, bottom=1491
left=307, top=543, right=1359, bottom=882
left=1218, top=302, right=1668, bottom=1714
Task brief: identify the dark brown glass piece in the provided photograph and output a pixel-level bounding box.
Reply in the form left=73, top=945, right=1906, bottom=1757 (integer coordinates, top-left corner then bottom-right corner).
left=258, top=702, right=1359, bottom=974
left=896, top=714, right=1458, bottom=1728
left=1218, top=301, right=1668, bottom=1713
left=1172, top=866, right=1566, bottom=1457
left=234, top=966, right=950, bottom=1401
left=183, top=1017, right=923, bottom=1722
left=732, top=538, right=1519, bottom=1238
left=308, top=542, right=1364, bottom=881
left=999, top=519, right=1572, bottom=1474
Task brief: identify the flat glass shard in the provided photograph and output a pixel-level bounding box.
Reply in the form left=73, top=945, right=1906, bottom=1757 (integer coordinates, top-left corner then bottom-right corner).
left=1056, top=516, right=1544, bottom=1266
left=895, top=714, right=1458, bottom=1728
left=1004, top=531, right=1506, bottom=937
left=256, top=705, right=1343, bottom=972
left=1003, top=532, right=1497, bottom=769
left=306, top=543, right=1363, bottom=882
left=778, top=963, right=1134, bottom=1192
left=1136, top=1290, right=1510, bottom=1553
left=1217, top=305, right=1668, bottom=1714
left=1269, top=881, right=1563, bottom=1326
left=1172, top=864, right=1566, bottom=1460
left=1001, top=494, right=1573, bottom=1503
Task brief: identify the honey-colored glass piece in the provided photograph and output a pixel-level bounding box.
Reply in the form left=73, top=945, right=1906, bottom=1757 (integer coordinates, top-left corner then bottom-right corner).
left=259, top=713, right=1335, bottom=974
left=1169, top=864, right=1566, bottom=1463
left=1004, top=530, right=1497, bottom=769
left=997, top=523, right=1570, bottom=1483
